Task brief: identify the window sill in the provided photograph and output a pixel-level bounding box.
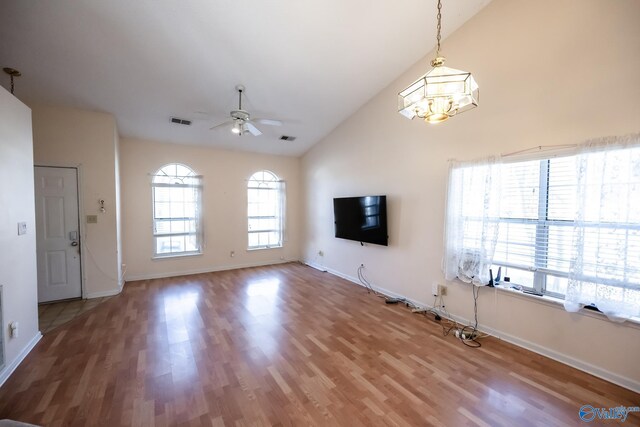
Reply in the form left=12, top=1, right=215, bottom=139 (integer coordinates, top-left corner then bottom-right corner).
left=247, top=246, right=283, bottom=252
left=152, top=252, right=203, bottom=260
left=492, top=283, right=640, bottom=329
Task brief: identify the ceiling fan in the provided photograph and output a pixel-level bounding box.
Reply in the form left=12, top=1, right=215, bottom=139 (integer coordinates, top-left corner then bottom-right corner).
left=209, top=85, right=282, bottom=136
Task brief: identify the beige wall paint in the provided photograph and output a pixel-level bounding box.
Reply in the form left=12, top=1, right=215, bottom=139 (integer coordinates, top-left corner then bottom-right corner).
left=31, top=104, right=122, bottom=298
left=120, top=138, right=301, bottom=280
left=0, top=87, right=40, bottom=384
left=301, top=0, right=640, bottom=389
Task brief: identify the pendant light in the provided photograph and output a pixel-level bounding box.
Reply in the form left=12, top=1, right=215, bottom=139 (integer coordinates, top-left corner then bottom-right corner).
left=398, top=0, right=478, bottom=124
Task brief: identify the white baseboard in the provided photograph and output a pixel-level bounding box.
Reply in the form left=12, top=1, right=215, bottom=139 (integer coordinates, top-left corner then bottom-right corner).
left=302, top=260, right=640, bottom=394
left=125, top=259, right=292, bottom=282
left=478, top=323, right=640, bottom=394
left=0, top=332, right=42, bottom=388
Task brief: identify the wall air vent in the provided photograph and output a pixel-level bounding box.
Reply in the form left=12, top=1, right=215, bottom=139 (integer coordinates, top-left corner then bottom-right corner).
left=279, top=135, right=296, bottom=141
left=170, top=117, right=192, bottom=126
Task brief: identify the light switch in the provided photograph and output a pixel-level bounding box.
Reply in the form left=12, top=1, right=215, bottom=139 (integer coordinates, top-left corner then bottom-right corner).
left=17, top=222, right=27, bottom=235
left=86, top=215, right=98, bottom=224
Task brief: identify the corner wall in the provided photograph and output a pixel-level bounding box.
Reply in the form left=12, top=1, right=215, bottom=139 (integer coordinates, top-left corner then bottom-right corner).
left=301, top=0, right=640, bottom=390
left=31, top=104, right=122, bottom=298
left=120, top=137, right=301, bottom=280
left=0, top=87, right=40, bottom=385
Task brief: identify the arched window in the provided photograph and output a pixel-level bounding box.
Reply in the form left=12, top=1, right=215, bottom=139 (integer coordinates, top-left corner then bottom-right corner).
left=247, top=170, right=284, bottom=249
left=152, top=163, right=203, bottom=257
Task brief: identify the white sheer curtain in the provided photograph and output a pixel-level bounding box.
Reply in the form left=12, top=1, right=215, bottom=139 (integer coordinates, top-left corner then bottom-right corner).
left=444, top=157, right=502, bottom=285
left=564, top=134, right=640, bottom=321
left=278, top=180, right=286, bottom=246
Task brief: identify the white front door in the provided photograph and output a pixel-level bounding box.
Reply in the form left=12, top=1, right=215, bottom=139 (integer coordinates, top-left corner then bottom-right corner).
left=34, top=166, right=82, bottom=303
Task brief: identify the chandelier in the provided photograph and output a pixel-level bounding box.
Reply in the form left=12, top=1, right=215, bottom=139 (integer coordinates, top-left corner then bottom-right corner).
left=398, top=0, right=478, bottom=124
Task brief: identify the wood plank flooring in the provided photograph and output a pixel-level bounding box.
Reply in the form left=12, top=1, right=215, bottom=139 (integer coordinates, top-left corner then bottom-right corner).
left=0, top=262, right=638, bottom=426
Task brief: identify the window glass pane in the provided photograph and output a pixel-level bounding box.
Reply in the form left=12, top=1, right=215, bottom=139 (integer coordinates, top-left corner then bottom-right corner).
left=503, top=268, right=534, bottom=288
left=154, top=187, right=171, bottom=202
left=270, top=231, right=280, bottom=246
left=546, top=275, right=568, bottom=295
left=169, top=235, right=185, bottom=253
left=548, top=157, right=577, bottom=221
left=175, top=164, right=193, bottom=177
left=156, top=236, right=172, bottom=254
left=172, top=220, right=186, bottom=234
left=546, top=225, right=573, bottom=272
left=248, top=202, right=259, bottom=217
left=170, top=187, right=184, bottom=203
left=186, top=234, right=198, bottom=252
left=500, top=160, right=540, bottom=220
left=155, top=202, right=170, bottom=219
left=493, top=223, right=536, bottom=267
left=154, top=219, right=169, bottom=235
left=184, top=202, right=196, bottom=218
left=582, top=227, right=627, bottom=281
left=170, top=202, right=185, bottom=218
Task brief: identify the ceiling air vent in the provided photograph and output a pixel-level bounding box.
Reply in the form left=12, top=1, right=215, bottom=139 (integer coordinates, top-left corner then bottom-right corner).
left=171, top=117, right=192, bottom=126
left=279, top=135, right=296, bottom=141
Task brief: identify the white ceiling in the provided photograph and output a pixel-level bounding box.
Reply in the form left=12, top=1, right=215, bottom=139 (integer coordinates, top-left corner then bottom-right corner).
left=0, top=0, right=490, bottom=156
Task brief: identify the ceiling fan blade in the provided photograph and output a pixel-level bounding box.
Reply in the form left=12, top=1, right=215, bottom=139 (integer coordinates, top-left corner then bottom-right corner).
left=246, top=122, right=262, bottom=136
left=254, top=118, right=282, bottom=126
left=209, top=120, right=232, bottom=130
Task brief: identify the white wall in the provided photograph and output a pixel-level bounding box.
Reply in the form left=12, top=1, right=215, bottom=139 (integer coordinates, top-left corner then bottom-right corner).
left=0, top=87, right=40, bottom=385
left=120, top=138, right=301, bottom=280
left=115, top=132, right=123, bottom=286
left=301, top=0, right=640, bottom=390
left=31, top=104, right=122, bottom=298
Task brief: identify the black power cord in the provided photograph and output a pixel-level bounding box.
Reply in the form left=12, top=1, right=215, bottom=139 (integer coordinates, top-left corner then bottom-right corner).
left=357, top=264, right=482, bottom=347
left=458, top=284, right=481, bottom=348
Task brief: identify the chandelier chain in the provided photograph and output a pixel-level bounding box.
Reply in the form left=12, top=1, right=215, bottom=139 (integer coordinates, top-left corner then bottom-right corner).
left=436, top=0, right=442, bottom=57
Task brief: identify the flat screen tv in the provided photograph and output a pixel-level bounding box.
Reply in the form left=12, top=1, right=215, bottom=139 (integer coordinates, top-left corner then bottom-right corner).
left=333, top=195, right=388, bottom=246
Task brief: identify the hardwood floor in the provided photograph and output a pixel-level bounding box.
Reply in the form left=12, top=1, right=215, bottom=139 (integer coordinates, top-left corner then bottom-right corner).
left=0, top=263, right=638, bottom=426
left=38, top=296, right=113, bottom=333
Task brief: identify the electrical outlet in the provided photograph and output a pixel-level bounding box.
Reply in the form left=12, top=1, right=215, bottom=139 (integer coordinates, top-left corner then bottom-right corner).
left=432, top=282, right=440, bottom=296
left=230, top=250, right=235, bottom=258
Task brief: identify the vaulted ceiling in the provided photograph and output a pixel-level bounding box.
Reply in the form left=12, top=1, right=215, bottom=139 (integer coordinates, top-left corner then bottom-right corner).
left=0, top=0, right=491, bottom=156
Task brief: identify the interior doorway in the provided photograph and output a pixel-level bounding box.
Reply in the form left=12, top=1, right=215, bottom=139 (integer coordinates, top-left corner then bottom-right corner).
left=34, top=166, right=82, bottom=303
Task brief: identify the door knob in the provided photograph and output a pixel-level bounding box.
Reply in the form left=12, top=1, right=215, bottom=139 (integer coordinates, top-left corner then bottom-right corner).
left=71, top=241, right=79, bottom=246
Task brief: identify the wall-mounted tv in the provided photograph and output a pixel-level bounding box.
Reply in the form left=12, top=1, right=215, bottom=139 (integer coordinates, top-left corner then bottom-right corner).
left=333, top=195, right=388, bottom=246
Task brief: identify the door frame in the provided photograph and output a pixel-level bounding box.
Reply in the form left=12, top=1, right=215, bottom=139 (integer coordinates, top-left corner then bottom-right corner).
left=34, top=163, right=86, bottom=300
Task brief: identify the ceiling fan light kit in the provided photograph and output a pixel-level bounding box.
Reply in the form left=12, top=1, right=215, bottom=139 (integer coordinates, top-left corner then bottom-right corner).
left=210, top=85, right=282, bottom=137
left=398, top=0, right=478, bottom=124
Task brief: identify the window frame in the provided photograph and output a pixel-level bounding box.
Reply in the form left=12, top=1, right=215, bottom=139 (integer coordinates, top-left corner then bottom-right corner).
left=488, top=154, right=638, bottom=299
left=247, top=170, right=283, bottom=250
left=151, top=163, right=203, bottom=259
left=491, top=159, right=567, bottom=298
